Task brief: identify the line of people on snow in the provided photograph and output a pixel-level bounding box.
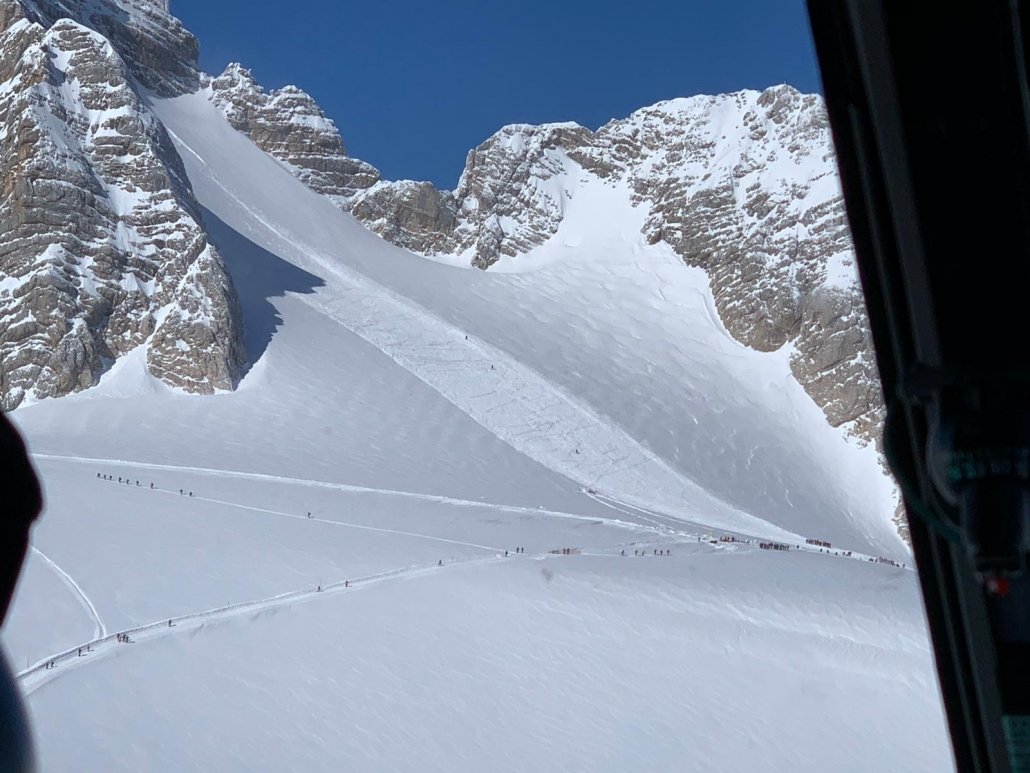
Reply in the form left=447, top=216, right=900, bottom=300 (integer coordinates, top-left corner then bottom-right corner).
left=96, top=472, right=198, bottom=497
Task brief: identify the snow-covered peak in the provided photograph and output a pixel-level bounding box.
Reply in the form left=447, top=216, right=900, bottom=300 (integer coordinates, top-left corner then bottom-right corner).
left=212, top=61, right=256, bottom=89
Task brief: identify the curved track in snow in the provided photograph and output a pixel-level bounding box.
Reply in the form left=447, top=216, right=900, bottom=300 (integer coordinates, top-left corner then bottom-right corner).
left=30, top=547, right=107, bottom=640
left=18, top=553, right=505, bottom=695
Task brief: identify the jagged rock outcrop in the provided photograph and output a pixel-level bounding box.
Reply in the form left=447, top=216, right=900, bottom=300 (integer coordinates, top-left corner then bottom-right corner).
left=0, top=3, right=244, bottom=409
left=349, top=180, right=456, bottom=255
left=16, top=0, right=199, bottom=95
left=346, top=123, right=588, bottom=266
left=207, top=70, right=587, bottom=266
left=210, top=63, right=380, bottom=205
left=446, top=123, right=593, bottom=269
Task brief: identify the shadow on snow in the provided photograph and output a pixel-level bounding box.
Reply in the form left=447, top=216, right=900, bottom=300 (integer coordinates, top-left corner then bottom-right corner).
left=201, top=207, right=325, bottom=381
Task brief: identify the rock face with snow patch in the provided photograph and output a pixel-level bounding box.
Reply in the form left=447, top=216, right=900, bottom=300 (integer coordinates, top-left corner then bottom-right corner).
left=353, top=122, right=593, bottom=268
left=15, top=0, right=199, bottom=95
left=589, top=88, right=883, bottom=442
left=0, top=2, right=244, bottom=409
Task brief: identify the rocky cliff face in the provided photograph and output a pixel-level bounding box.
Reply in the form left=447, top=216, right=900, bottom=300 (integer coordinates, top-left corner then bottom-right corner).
left=593, top=89, right=883, bottom=444
left=209, top=71, right=882, bottom=449
left=0, top=0, right=244, bottom=409
left=17, top=0, right=199, bottom=95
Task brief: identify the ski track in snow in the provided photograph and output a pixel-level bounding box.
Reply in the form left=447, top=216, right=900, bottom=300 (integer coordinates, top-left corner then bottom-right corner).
left=18, top=553, right=508, bottom=695
left=117, top=480, right=505, bottom=553
left=36, top=453, right=636, bottom=530
left=29, top=547, right=106, bottom=640
left=163, top=124, right=799, bottom=545
left=44, top=453, right=905, bottom=570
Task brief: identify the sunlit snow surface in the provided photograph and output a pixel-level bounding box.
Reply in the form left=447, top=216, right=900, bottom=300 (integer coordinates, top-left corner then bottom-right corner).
left=3, top=91, right=952, bottom=771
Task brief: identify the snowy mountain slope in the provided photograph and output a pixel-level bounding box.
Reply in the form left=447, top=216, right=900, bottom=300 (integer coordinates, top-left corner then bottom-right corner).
left=210, top=69, right=883, bottom=458
left=136, top=90, right=901, bottom=558
left=8, top=462, right=951, bottom=772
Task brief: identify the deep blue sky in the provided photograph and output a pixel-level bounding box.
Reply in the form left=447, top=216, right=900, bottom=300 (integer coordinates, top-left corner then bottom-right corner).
left=172, top=1, right=820, bottom=189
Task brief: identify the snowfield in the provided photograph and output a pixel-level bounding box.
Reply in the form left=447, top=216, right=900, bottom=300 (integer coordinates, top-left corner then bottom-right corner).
left=2, top=88, right=952, bottom=771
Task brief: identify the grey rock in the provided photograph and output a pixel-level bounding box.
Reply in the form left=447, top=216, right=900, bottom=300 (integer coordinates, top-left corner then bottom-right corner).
left=350, top=180, right=457, bottom=255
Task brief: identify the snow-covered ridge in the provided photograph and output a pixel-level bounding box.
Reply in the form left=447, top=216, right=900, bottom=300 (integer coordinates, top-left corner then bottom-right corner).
left=208, top=67, right=883, bottom=454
